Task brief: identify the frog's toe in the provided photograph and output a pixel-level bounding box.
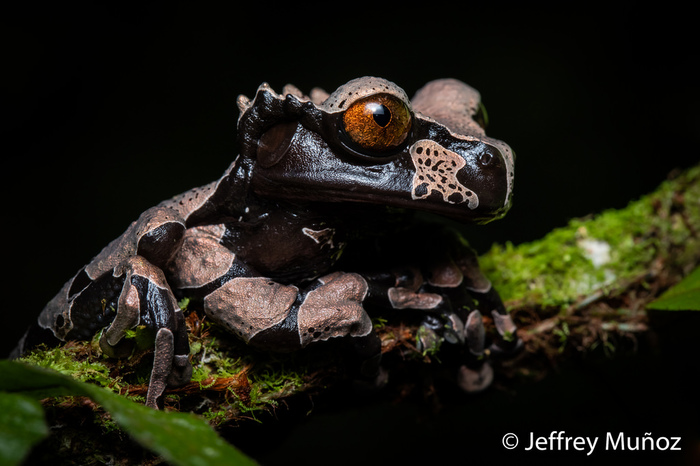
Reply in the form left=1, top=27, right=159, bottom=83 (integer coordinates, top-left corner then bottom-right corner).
left=416, top=315, right=442, bottom=354
left=457, top=362, right=494, bottom=392
left=465, top=310, right=485, bottom=356
left=416, top=311, right=466, bottom=352
left=145, top=324, right=192, bottom=409
left=442, top=311, right=465, bottom=345
left=146, top=327, right=175, bottom=409
left=452, top=310, right=499, bottom=392
left=489, top=310, right=523, bottom=355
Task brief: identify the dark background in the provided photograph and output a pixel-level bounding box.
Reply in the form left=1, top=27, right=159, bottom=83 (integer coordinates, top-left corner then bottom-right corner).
left=3, top=3, right=698, bottom=465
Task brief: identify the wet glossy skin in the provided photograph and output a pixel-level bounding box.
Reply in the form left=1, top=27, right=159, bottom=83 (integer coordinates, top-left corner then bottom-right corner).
left=13, top=77, right=520, bottom=408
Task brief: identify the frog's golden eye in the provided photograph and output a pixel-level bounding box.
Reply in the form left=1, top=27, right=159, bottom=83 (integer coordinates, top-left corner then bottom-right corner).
left=342, top=94, right=412, bottom=154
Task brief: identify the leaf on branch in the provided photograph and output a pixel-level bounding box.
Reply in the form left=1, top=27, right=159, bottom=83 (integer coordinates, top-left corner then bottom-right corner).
left=647, top=266, right=700, bottom=311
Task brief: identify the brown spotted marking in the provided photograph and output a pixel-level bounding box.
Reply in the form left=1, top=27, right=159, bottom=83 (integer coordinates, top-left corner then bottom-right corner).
left=409, top=140, right=479, bottom=209
left=427, top=258, right=464, bottom=288
left=387, top=287, right=444, bottom=310
left=167, top=224, right=234, bottom=290
left=302, top=227, right=336, bottom=249
left=297, top=272, right=372, bottom=346
left=203, top=277, right=298, bottom=342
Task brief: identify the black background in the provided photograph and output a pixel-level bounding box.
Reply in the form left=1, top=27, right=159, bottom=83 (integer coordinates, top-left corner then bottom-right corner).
left=3, top=3, right=699, bottom=465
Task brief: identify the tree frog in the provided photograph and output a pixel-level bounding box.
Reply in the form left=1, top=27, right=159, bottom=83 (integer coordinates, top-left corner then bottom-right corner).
left=13, top=77, right=519, bottom=408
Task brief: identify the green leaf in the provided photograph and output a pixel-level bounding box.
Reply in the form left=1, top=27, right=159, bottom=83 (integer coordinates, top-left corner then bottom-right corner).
left=0, top=360, right=256, bottom=466
left=0, top=392, right=49, bottom=466
left=647, top=266, right=700, bottom=311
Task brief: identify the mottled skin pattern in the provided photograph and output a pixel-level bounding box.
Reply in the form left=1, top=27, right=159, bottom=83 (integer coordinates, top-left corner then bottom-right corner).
left=14, top=77, right=520, bottom=408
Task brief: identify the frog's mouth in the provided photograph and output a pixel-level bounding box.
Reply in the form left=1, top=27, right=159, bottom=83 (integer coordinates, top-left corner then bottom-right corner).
left=251, top=176, right=506, bottom=224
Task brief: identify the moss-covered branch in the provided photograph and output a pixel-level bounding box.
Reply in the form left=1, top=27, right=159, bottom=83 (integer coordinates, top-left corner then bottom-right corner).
left=479, top=164, right=699, bottom=373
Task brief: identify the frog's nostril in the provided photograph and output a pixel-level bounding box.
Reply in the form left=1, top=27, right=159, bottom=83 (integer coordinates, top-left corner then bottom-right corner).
left=478, top=151, right=493, bottom=166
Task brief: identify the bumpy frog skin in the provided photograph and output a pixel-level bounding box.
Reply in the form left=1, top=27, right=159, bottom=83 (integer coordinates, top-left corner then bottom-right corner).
left=13, top=77, right=520, bottom=408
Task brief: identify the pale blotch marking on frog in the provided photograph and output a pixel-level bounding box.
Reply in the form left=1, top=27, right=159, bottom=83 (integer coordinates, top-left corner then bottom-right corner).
left=302, top=227, right=335, bottom=248
left=83, top=206, right=186, bottom=282
left=297, top=272, right=372, bottom=346
left=387, top=287, right=444, bottom=310
left=102, top=256, right=181, bottom=347
left=409, top=140, right=479, bottom=209
left=320, top=77, right=411, bottom=113
left=204, top=277, right=299, bottom=342
left=427, top=258, right=464, bottom=288
left=412, top=79, right=514, bottom=207
left=167, top=224, right=235, bottom=290
left=203, top=271, right=372, bottom=347
left=387, top=266, right=445, bottom=310
left=162, top=180, right=218, bottom=220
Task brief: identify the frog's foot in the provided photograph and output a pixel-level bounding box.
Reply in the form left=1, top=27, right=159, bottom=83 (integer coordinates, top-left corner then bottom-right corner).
left=459, top=310, right=493, bottom=392
left=415, top=310, right=468, bottom=353
left=98, top=256, right=192, bottom=409
left=146, top=328, right=175, bottom=409
left=416, top=316, right=442, bottom=355
left=146, top=323, right=193, bottom=409
left=490, top=310, right=523, bottom=356
left=416, top=309, right=498, bottom=392
left=457, top=362, right=494, bottom=392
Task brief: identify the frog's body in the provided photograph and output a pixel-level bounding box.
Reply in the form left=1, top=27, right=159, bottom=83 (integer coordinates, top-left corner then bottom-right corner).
left=14, top=77, right=519, bottom=408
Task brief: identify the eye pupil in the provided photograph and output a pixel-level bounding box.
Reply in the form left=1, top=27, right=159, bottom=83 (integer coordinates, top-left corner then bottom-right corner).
left=368, top=103, right=391, bottom=127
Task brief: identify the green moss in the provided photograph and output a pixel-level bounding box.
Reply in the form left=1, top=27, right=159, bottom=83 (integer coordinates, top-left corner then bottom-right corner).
left=481, top=165, right=700, bottom=309
left=202, top=407, right=229, bottom=426
left=249, top=363, right=306, bottom=405
left=19, top=344, right=115, bottom=390
left=122, top=325, right=157, bottom=351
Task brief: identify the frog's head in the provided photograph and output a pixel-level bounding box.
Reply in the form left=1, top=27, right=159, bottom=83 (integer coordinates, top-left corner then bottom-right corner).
left=236, top=77, right=514, bottom=223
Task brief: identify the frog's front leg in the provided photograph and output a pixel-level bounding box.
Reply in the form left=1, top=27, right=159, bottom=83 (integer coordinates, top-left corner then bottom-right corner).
left=101, top=255, right=192, bottom=408
left=23, top=206, right=192, bottom=408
